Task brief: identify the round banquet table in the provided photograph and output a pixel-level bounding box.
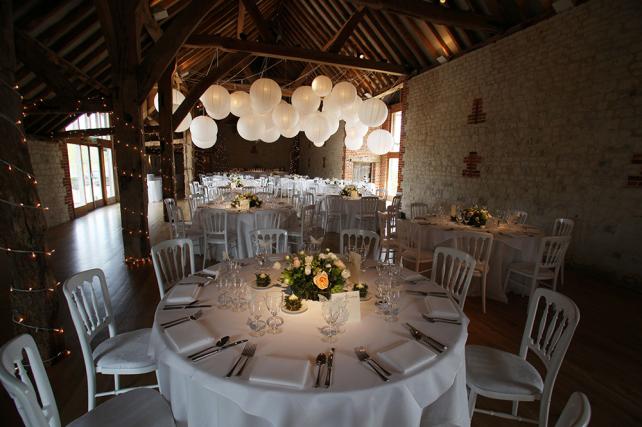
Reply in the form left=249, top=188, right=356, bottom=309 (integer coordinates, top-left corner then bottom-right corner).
left=149, top=259, right=471, bottom=427
left=316, top=196, right=386, bottom=229
left=191, top=200, right=298, bottom=259
left=410, top=217, right=544, bottom=302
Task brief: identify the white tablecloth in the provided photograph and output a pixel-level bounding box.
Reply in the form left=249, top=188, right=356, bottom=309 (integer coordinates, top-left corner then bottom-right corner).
left=411, top=218, right=543, bottom=302
left=316, top=197, right=386, bottom=229
left=149, top=260, right=470, bottom=427
left=191, top=201, right=297, bottom=259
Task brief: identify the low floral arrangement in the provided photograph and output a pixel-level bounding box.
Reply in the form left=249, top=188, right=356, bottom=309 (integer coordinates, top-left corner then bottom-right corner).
left=229, top=175, right=243, bottom=188
left=276, top=249, right=349, bottom=301
left=284, top=294, right=302, bottom=311
left=255, top=273, right=271, bottom=287
left=339, top=185, right=361, bottom=198
left=231, top=193, right=262, bottom=209
left=461, top=205, right=491, bottom=227
left=354, top=282, right=368, bottom=298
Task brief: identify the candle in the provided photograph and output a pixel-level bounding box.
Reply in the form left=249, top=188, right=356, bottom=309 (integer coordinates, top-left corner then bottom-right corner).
left=450, top=205, right=457, bottom=217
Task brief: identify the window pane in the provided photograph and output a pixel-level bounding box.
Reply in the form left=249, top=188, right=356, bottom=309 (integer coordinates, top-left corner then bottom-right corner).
left=67, top=144, right=86, bottom=208
left=80, top=146, right=94, bottom=203
left=103, top=148, right=115, bottom=198
left=90, top=146, right=103, bottom=201
left=387, top=158, right=399, bottom=196
left=390, top=111, right=401, bottom=152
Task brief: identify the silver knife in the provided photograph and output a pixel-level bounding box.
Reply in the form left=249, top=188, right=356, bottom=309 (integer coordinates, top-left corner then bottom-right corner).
left=190, top=339, right=248, bottom=362
left=324, top=348, right=334, bottom=388
left=407, top=323, right=448, bottom=352
left=406, top=290, right=448, bottom=298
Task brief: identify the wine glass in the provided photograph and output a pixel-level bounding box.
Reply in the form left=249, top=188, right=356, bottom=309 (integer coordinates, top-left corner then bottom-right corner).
left=334, top=300, right=350, bottom=334
left=320, top=299, right=341, bottom=343
left=265, top=291, right=284, bottom=334
left=247, top=297, right=267, bottom=337
left=384, top=287, right=401, bottom=322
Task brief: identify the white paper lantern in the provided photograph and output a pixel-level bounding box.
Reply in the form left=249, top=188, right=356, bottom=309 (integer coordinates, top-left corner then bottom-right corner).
left=153, top=88, right=185, bottom=111
left=321, top=111, right=339, bottom=136
left=345, top=121, right=368, bottom=139
left=237, top=114, right=265, bottom=141
left=230, top=91, right=252, bottom=117
left=250, top=78, right=281, bottom=114
left=271, top=102, right=299, bottom=132
left=291, top=86, right=320, bottom=115
left=331, top=81, right=357, bottom=107
left=311, top=75, right=333, bottom=97
left=201, top=85, right=230, bottom=120
left=261, top=126, right=281, bottom=143
left=322, top=94, right=342, bottom=120
left=190, top=116, right=218, bottom=149
left=303, top=111, right=330, bottom=144
left=312, top=140, right=325, bottom=148
left=341, top=97, right=362, bottom=123
left=358, top=98, right=388, bottom=127
left=344, top=136, right=363, bottom=151
left=367, top=129, right=394, bottom=155
left=175, top=110, right=192, bottom=132
left=281, top=126, right=299, bottom=138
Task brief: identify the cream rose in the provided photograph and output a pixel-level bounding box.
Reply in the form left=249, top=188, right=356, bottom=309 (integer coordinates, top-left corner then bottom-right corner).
left=329, top=253, right=338, bottom=260
left=334, top=259, right=346, bottom=269
left=293, top=258, right=301, bottom=268
left=325, top=263, right=331, bottom=269
left=319, top=253, right=327, bottom=260
left=272, top=261, right=282, bottom=270
left=304, top=256, right=313, bottom=266
left=341, top=270, right=351, bottom=279
left=313, top=271, right=330, bottom=290
left=305, top=266, right=312, bottom=276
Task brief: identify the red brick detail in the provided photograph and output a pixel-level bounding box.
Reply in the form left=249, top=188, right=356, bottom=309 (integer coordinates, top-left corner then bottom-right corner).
left=59, top=141, right=75, bottom=219
left=462, top=151, right=482, bottom=178
left=467, top=98, right=486, bottom=124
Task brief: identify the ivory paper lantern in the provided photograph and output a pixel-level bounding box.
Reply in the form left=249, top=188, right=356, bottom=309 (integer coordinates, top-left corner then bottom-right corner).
left=312, top=140, right=325, bottom=148
left=321, top=111, right=339, bottom=136
left=201, top=85, right=230, bottom=120
left=153, top=88, right=185, bottom=111
left=358, top=98, right=388, bottom=127
left=366, top=129, right=394, bottom=155
left=311, top=75, right=333, bottom=97
left=303, top=112, right=330, bottom=144
left=331, top=81, right=357, bottom=107
left=345, top=121, right=368, bottom=139
left=281, top=126, right=299, bottom=138
left=237, top=114, right=265, bottom=141
left=271, top=102, right=299, bottom=132
left=190, top=116, right=218, bottom=149
left=250, top=78, right=281, bottom=114
left=261, top=126, right=281, bottom=143
left=322, top=94, right=342, bottom=120
left=291, top=86, right=320, bottom=115
left=344, top=136, right=363, bottom=151
left=230, top=91, right=252, bottom=117
left=341, top=97, right=362, bottom=123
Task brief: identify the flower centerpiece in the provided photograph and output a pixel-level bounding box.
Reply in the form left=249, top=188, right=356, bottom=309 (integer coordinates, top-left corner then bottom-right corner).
left=461, top=205, right=491, bottom=227
left=354, top=282, right=368, bottom=298
left=255, top=272, right=271, bottom=288
left=284, top=294, right=302, bottom=311
left=231, top=193, right=262, bottom=209
left=280, top=249, right=349, bottom=300
left=229, top=175, right=243, bottom=189
left=339, top=185, right=360, bottom=199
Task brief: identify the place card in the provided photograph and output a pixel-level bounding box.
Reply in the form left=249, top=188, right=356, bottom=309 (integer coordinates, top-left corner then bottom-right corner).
left=331, top=291, right=361, bottom=323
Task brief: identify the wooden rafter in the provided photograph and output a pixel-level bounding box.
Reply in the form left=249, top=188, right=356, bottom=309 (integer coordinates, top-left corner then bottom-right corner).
left=237, top=0, right=246, bottom=38
left=139, top=1, right=163, bottom=42
left=349, top=0, right=501, bottom=32
left=185, top=35, right=407, bottom=76
left=239, top=0, right=273, bottom=42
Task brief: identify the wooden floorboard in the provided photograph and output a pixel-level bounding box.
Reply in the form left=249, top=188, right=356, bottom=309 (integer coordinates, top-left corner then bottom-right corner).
left=1, top=202, right=641, bottom=426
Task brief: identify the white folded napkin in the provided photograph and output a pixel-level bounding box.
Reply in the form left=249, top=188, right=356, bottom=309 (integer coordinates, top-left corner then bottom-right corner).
left=424, top=296, right=460, bottom=320
left=166, top=284, right=201, bottom=305
left=377, top=340, right=436, bottom=374
left=249, top=356, right=310, bottom=389
left=164, top=320, right=215, bottom=354
left=401, top=271, right=425, bottom=282
left=201, top=268, right=219, bottom=277
left=178, top=275, right=209, bottom=284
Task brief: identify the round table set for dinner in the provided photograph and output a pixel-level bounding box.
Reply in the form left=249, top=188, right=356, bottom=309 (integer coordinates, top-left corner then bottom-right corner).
left=315, top=195, right=386, bottom=229
left=149, top=258, right=471, bottom=427
left=410, top=216, right=544, bottom=301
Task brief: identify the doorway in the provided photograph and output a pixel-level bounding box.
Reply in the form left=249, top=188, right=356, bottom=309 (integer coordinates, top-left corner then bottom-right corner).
left=67, top=143, right=116, bottom=215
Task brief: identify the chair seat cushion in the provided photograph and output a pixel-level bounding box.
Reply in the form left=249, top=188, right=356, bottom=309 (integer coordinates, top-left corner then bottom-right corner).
left=466, top=345, right=543, bottom=400
left=93, top=329, right=156, bottom=374
left=508, top=262, right=555, bottom=279
left=401, top=249, right=434, bottom=263
left=69, top=389, right=175, bottom=427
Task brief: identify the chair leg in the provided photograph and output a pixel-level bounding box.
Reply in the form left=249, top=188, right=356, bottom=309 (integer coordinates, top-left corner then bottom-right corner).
left=114, top=374, right=120, bottom=395
left=512, top=400, right=519, bottom=416
left=202, top=242, right=209, bottom=270
left=481, top=274, right=487, bottom=314
left=560, top=263, right=565, bottom=288
left=503, top=270, right=512, bottom=295
left=468, top=390, right=478, bottom=418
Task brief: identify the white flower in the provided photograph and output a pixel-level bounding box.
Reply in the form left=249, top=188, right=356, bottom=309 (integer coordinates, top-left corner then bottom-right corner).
left=283, top=277, right=290, bottom=285
left=259, top=273, right=267, bottom=278
left=299, top=250, right=305, bottom=256
left=288, top=294, right=299, bottom=301
left=285, top=255, right=290, bottom=260
left=304, top=256, right=313, bottom=266
left=334, top=259, right=346, bottom=269
left=329, top=253, right=338, bottom=260
left=305, top=266, right=312, bottom=275
left=319, top=253, right=327, bottom=260
left=272, top=261, right=282, bottom=270
left=341, top=270, right=351, bottom=279
left=355, top=283, right=364, bottom=289
left=325, top=263, right=331, bottom=269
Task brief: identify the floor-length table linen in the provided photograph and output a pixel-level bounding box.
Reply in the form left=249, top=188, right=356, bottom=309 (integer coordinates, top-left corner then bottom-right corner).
left=149, top=260, right=470, bottom=427
left=315, top=196, right=386, bottom=229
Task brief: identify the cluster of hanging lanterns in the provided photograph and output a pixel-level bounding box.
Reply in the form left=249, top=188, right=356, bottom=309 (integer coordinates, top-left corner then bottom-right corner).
left=154, top=76, right=394, bottom=155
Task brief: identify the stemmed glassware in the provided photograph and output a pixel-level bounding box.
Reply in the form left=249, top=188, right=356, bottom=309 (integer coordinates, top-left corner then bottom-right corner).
left=216, top=277, right=233, bottom=309
left=319, top=297, right=341, bottom=343
left=383, top=287, right=401, bottom=322
left=231, top=277, right=248, bottom=312
left=247, top=297, right=267, bottom=336
left=265, top=291, right=284, bottom=334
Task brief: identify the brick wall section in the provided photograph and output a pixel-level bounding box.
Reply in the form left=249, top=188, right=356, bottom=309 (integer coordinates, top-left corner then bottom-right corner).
left=27, top=138, right=72, bottom=227
left=298, top=125, right=345, bottom=179
left=402, top=0, right=642, bottom=285
left=398, top=85, right=408, bottom=192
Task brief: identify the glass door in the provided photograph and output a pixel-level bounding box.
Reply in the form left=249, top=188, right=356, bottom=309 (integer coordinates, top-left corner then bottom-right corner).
left=103, top=148, right=116, bottom=200
left=67, top=144, right=86, bottom=208
left=67, top=143, right=114, bottom=214
left=89, top=146, right=104, bottom=206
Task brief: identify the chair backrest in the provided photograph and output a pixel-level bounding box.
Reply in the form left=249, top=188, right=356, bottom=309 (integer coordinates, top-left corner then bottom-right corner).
left=202, top=208, right=228, bottom=237
left=377, top=211, right=395, bottom=240
left=163, top=197, right=176, bottom=214
left=325, top=195, right=343, bottom=214
left=151, top=238, right=195, bottom=298
left=519, top=288, right=580, bottom=427
left=513, top=210, right=528, bottom=224
left=188, top=194, right=205, bottom=218
left=359, top=196, right=379, bottom=217
left=410, top=202, right=429, bottom=219
left=537, top=236, right=570, bottom=270
left=375, top=188, right=386, bottom=199
left=454, top=230, right=494, bottom=267
left=0, top=334, right=61, bottom=427
left=339, top=229, right=380, bottom=260
left=300, top=204, right=316, bottom=236
left=255, top=210, right=281, bottom=229
left=430, top=247, right=476, bottom=308
left=391, top=194, right=402, bottom=211
left=303, top=192, right=315, bottom=206
left=554, top=392, right=591, bottom=427
left=396, top=219, right=414, bottom=251
left=553, top=218, right=575, bottom=237
left=250, top=229, right=288, bottom=256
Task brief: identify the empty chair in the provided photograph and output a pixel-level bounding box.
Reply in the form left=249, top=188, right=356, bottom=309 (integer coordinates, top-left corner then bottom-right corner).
left=62, top=269, right=158, bottom=411
left=0, top=334, right=175, bottom=427
left=504, top=235, right=570, bottom=296
left=289, top=204, right=316, bottom=251
left=249, top=229, right=288, bottom=257
left=339, top=229, right=380, bottom=260
left=188, top=194, right=205, bottom=219
left=354, top=196, right=379, bottom=231
left=513, top=210, right=528, bottom=224
left=151, top=239, right=195, bottom=298
left=377, top=211, right=398, bottom=262
left=397, top=219, right=433, bottom=274
left=391, top=194, right=402, bottom=216
left=202, top=209, right=237, bottom=268
left=303, top=192, right=315, bottom=206
left=375, top=188, right=387, bottom=199
left=466, top=288, right=580, bottom=427
left=553, top=218, right=575, bottom=287
left=323, top=195, right=344, bottom=233
left=555, top=392, right=591, bottom=427
left=410, top=202, right=430, bottom=220
left=430, top=247, right=476, bottom=309
left=255, top=210, right=281, bottom=230
left=454, top=231, right=494, bottom=313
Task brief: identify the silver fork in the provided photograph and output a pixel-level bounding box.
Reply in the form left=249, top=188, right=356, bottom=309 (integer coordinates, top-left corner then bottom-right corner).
left=226, top=343, right=256, bottom=378
left=354, top=347, right=390, bottom=382
left=161, top=309, right=203, bottom=329
left=422, top=314, right=461, bottom=325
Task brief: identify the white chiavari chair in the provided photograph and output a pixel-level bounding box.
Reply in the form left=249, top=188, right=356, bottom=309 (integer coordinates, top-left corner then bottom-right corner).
left=552, top=218, right=575, bottom=287
left=430, top=247, right=476, bottom=309
left=254, top=210, right=281, bottom=230
left=249, top=229, right=288, bottom=257
left=288, top=204, right=316, bottom=251
left=397, top=219, right=433, bottom=274
left=339, top=229, right=380, bottom=260
left=151, top=238, right=195, bottom=298
left=410, top=202, right=430, bottom=220
left=202, top=209, right=237, bottom=268
left=454, top=231, right=494, bottom=313
left=555, top=392, right=591, bottom=427
left=377, top=210, right=398, bottom=262
left=355, top=196, right=379, bottom=231
left=323, top=195, right=344, bottom=233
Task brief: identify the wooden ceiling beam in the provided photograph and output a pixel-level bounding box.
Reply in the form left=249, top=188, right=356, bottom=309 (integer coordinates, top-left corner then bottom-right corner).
left=52, top=125, right=179, bottom=138
left=136, top=0, right=223, bottom=104
left=349, top=0, right=501, bottom=32
left=138, top=1, right=163, bottom=42
left=239, top=0, right=273, bottom=42
left=237, top=0, right=246, bottom=38
left=185, top=35, right=408, bottom=76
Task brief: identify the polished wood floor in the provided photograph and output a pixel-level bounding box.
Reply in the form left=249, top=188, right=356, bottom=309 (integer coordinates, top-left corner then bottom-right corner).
left=1, top=203, right=641, bottom=426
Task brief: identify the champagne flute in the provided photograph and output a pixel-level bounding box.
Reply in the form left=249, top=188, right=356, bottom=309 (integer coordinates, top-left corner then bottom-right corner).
left=265, top=291, right=284, bottom=334
left=384, top=287, right=401, bottom=322
left=247, top=297, right=267, bottom=337
left=320, top=299, right=341, bottom=343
